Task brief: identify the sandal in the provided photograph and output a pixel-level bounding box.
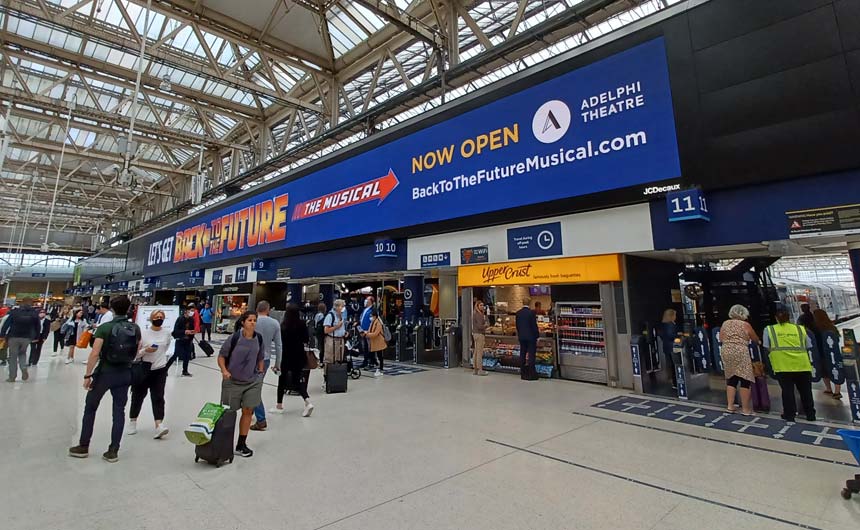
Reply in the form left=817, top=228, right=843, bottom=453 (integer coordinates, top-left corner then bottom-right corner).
left=740, top=410, right=754, bottom=416
left=823, top=390, right=833, bottom=395
left=725, top=407, right=738, bottom=414
left=832, top=393, right=843, bottom=400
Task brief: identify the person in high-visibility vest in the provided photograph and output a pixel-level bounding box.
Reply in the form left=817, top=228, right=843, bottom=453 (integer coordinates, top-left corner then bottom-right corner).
left=763, top=310, right=816, bottom=423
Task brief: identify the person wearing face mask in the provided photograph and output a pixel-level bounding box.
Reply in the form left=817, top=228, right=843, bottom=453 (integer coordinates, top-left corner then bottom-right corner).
left=358, top=296, right=376, bottom=370
left=28, top=309, right=52, bottom=366
left=170, top=306, right=198, bottom=377
left=128, top=310, right=172, bottom=439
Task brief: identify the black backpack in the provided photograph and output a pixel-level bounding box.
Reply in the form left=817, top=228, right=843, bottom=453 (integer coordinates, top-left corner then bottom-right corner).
left=225, top=331, right=264, bottom=365
left=102, top=320, right=139, bottom=365
left=314, top=315, right=326, bottom=338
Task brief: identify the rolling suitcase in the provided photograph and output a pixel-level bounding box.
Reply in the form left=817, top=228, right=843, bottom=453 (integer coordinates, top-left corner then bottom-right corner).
left=198, top=340, right=215, bottom=357
left=194, top=409, right=236, bottom=467
left=751, top=376, right=771, bottom=413
left=325, top=362, right=348, bottom=394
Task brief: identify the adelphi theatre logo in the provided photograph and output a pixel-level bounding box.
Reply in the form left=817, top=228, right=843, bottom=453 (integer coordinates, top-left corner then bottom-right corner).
left=532, top=100, right=571, bottom=144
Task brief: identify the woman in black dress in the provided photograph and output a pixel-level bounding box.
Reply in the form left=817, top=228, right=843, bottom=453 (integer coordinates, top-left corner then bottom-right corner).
left=272, top=304, right=314, bottom=418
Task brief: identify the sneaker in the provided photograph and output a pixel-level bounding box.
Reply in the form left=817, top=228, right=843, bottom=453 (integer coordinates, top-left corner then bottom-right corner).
left=250, top=421, right=267, bottom=431
left=302, top=403, right=315, bottom=418
left=68, top=445, right=89, bottom=458
left=80, top=359, right=87, bottom=364
left=475, top=371, right=489, bottom=376
left=64, top=358, right=73, bottom=365
left=102, top=448, right=119, bottom=463
left=5, top=378, right=15, bottom=383
left=154, top=425, right=169, bottom=440
left=235, top=445, right=254, bottom=458
left=21, top=369, right=29, bottom=381
left=181, top=372, right=193, bottom=377
left=268, top=406, right=285, bottom=414
left=127, top=422, right=137, bottom=435
left=51, top=352, right=58, bottom=357
left=375, top=370, right=383, bottom=378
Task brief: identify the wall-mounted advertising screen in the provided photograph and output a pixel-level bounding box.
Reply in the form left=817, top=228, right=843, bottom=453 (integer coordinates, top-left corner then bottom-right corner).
left=140, top=37, right=680, bottom=274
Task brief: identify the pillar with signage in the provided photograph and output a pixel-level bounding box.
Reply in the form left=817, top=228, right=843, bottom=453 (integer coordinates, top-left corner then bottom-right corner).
left=846, top=244, right=860, bottom=423
left=319, top=284, right=334, bottom=309
left=287, top=282, right=303, bottom=306
left=403, top=275, right=424, bottom=323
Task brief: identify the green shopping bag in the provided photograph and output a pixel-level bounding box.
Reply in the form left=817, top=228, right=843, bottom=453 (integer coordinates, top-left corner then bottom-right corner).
left=184, top=402, right=227, bottom=445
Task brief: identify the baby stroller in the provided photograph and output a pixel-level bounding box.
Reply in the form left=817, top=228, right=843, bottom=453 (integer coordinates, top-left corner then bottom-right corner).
left=344, top=330, right=362, bottom=380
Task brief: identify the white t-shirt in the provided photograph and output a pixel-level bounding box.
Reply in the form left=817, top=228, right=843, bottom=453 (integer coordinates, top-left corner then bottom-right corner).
left=96, top=310, right=114, bottom=328
left=137, top=326, right=173, bottom=370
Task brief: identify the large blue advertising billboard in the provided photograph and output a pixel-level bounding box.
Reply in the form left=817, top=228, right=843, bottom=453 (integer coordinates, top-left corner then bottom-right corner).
left=142, top=37, right=680, bottom=274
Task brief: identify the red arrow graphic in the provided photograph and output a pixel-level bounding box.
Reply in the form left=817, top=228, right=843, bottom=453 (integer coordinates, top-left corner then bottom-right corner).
left=291, top=169, right=399, bottom=221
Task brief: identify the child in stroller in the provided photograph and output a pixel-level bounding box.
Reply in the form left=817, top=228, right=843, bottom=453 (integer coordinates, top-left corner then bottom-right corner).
left=344, top=322, right=362, bottom=380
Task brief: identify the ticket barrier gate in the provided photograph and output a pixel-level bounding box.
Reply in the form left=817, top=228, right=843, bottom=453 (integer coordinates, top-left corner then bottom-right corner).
left=673, top=335, right=710, bottom=400
left=443, top=324, right=462, bottom=369
left=630, top=333, right=662, bottom=394
left=394, top=318, right=415, bottom=362
left=843, top=329, right=860, bottom=424
left=413, top=320, right=425, bottom=363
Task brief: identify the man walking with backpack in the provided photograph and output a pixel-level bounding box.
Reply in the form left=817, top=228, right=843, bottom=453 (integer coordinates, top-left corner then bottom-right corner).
left=69, top=296, right=141, bottom=463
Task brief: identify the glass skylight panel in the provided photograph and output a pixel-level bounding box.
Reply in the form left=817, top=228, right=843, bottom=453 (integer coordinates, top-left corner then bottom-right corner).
left=350, top=4, right=386, bottom=31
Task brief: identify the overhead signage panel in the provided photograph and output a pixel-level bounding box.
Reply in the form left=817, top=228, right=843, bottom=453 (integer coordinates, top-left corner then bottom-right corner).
left=421, top=252, right=451, bottom=268
left=787, top=204, right=860, bottom=238
left=141, top=38, right=679, bottom=274
left=507, top=222, right=563, bottom=259
left=460, top=246, right=489, bottom=264
left=458, top=255, right=623, bottom=287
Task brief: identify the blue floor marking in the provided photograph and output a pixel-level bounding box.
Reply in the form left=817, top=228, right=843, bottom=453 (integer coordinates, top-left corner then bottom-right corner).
left=593, top=396, right=850, bottom=451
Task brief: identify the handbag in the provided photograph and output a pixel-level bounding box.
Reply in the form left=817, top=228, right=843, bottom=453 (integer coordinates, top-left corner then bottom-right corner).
left=305, top=348, right=319, bottom=370
left=50, top=320, right=62, bottom=333
left=131, top=361, right=149, bottom=386
left=76, top=329, right=93, bottom=349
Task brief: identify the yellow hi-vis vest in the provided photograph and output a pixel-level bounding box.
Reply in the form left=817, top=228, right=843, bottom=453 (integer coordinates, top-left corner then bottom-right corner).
left=765, top=323, right=812, bottom=373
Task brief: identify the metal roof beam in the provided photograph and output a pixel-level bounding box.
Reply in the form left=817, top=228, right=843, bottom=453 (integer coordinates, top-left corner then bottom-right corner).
left=1, top=44, right=259, bottom=124
left=3, top=1, right=324, bottom=114
left=0, top=85, right=235, bottom=150
left=8, top=138, right=196, bottom=175
left=133, top=0, right=334, bottom=72
left=353, top=1, right=445, bottom=48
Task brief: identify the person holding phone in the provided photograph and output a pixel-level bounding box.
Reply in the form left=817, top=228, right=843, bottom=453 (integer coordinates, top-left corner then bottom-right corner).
left=128, top=310, right=172, bottom=439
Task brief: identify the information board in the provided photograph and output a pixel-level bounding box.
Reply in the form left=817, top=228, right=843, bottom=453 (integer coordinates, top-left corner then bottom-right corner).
left=788, top=204, right=860, bottom=238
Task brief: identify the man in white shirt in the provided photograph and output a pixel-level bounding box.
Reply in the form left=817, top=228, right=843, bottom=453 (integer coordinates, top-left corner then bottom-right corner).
left=322, top=299, right=347, bottom=390
left=358, top=296, right=375, bottom=370
left=94, top=303, right=114, bottom=329
left=251, top=301, right=283, bottom=432
left=87, top=302, right=114, bottom=353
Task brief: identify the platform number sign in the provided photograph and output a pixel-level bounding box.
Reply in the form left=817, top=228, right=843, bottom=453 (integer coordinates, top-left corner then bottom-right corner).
left=374, top=239, right=398, bottom=258
left=667, top=189, right=710, bottom=222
